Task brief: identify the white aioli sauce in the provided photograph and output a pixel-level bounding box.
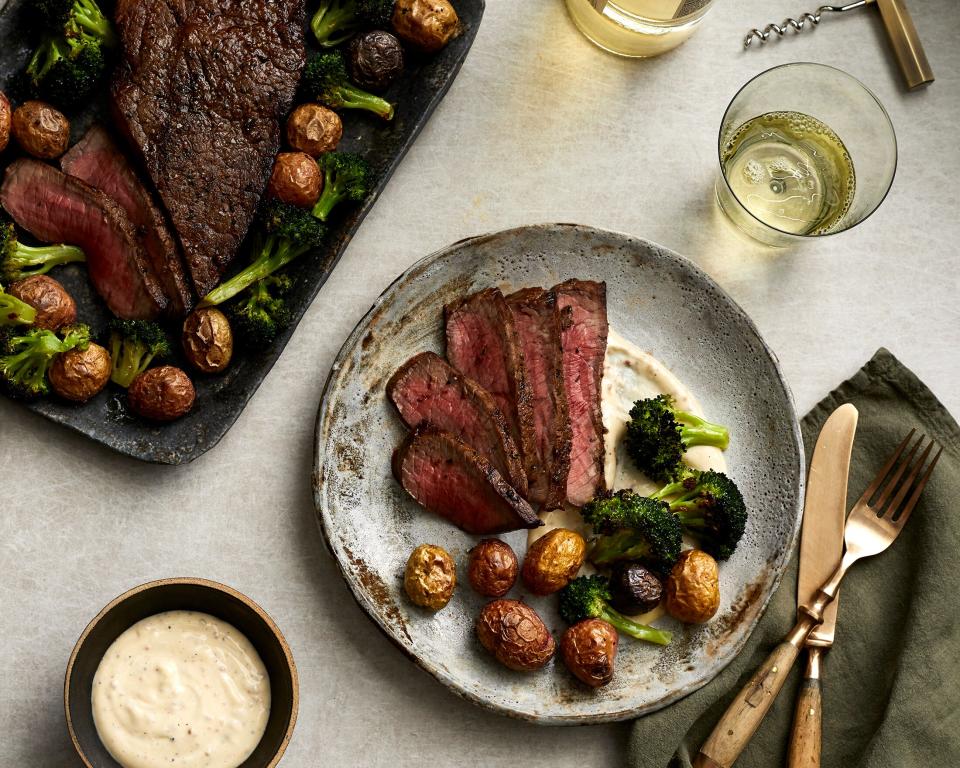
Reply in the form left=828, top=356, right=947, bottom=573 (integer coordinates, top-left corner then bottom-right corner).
left=92, top=611, right=271, bottom=768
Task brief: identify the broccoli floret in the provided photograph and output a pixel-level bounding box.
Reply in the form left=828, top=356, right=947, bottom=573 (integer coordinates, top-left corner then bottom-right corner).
left=302, top=52, right=395, bottom=120
left=652, top=469, right=747, bottom=560
left=559, top=575, right=672, bottom=646
left=582, top=489, right=682, bottom=571
left=229, top=274, right=293, bottom=348
left=311, top=0, right=393, bottom=47
left=0, top=219, right=85, bottom=282
left=30, top=0, right=116, bottom=46
left=0, top=283, right=37, bottom=326
left=312, top=152, right=373, bottom=221
left=107, top=319, right=171, bottom=388
left=0, top=323, right=89, bottom=398
left=625, top=395, right=730, bottom=482
left=200, top=202, right=326, bottom=307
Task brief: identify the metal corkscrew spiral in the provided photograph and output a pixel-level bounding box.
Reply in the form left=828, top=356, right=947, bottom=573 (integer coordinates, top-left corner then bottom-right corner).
left=743, top=0, right=873, bottom=48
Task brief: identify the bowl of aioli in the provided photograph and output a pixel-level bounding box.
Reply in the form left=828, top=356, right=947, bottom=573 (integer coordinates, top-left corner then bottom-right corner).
left=65, top=578, right=298, bottom=768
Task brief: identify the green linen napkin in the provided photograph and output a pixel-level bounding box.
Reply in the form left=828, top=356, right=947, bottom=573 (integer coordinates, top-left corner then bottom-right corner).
left=628, top=348, right=960, bottom=768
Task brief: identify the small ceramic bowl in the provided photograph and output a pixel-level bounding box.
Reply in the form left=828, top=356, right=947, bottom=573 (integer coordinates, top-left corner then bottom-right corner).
left=65, top=577, right=298, bottom=768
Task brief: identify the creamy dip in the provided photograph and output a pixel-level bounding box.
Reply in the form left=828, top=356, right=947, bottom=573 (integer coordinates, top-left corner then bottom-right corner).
left=92, top=611, right=271, bottom=768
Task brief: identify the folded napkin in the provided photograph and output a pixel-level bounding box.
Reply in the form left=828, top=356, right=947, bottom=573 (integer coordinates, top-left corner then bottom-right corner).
left=629, top=348, right=960, bottom=768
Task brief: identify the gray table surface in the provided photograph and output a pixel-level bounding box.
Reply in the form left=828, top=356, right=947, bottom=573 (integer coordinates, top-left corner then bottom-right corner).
left=2, top=0, right=958, bottom=765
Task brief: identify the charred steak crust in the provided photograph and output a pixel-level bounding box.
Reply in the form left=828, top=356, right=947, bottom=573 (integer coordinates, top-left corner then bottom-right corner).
left=111, top=0, right=307, bottom=296
left=1, top=159, right=167, bottom=320
left=555, top=279, right=608, bottom=507
left=392, top=425, right=542, bottom=535
left=61, top=125, right=195, bottom=316
left=444, top=287, right=537, bottom=495
left=386, top=351, right=529, bottom=496
left=506, top=288, right=572, bottom=510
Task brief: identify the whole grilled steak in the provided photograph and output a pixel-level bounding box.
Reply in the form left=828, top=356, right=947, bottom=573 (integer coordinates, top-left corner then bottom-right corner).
left=61, top=125, right=194, bottom=317
left=506, top=288, right=571, bottom=509
left=387, top=352, right=529, bottom=496
left=555, top=279, right=608, bottom=507
left=445, top=288, right=537, bottom=493
left=392, top=425, right=542, bottom=535
left=1, top=159, right=166, bottom=319
left=111, top=0, right=307, bottom=296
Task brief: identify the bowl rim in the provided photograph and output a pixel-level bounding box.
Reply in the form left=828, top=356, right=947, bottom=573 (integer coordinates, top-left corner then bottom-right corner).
left=63, top=576, right=299, bottom=768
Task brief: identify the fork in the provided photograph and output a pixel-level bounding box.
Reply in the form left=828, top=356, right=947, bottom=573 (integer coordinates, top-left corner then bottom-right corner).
left=693, top=430, right=943, bottom=768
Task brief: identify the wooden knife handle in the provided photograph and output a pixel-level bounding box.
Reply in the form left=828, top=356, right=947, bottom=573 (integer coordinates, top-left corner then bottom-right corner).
left=787, top=648, right=823, bottom=768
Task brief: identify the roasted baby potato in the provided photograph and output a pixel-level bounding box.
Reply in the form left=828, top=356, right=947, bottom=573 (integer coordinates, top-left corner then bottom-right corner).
left=561, top=618, right=618, bottom=688
left=0, top=91, right=11, bottom=153
left=267, top=151, right=322, bottom=207
left=348, top=30, right=404, bottom=92
left=468, top=538, right=518, bottom=597
left=404, top=543, right=456, bottom=611
left=127, top=365, right=196, bottom=421
left=665, top=549, right=720, bottom=624
left=182, top=307, right=233, bottom=374
left=286, top=103, right=342, bottom=157
left=476, top=599, right=555, bottom=672
left=521, top=528, right=586, bottom=596
left=609, top=562, right=663, bottom=616
left=392, top=0, right=460, bottom=52
left=12, top=101, right=69, bottom=159
left=8, top=275, right=76, bottom=330
left=49, top=343, right=111, bottom=403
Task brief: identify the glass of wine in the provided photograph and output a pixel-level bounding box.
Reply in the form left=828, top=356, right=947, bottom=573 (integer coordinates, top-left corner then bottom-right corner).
left=716, top=63, right=897, bottom=247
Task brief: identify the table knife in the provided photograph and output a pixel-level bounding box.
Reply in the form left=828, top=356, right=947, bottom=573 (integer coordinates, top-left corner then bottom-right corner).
left=692, top=404, right=858, bottom=768
left=787, top=404, right=858, bottom=768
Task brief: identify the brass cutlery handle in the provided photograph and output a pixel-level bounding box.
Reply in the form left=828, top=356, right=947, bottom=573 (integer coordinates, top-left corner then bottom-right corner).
left=787, top=648, right=823, bottom=768
left=876, top=0, right=934, bottom=89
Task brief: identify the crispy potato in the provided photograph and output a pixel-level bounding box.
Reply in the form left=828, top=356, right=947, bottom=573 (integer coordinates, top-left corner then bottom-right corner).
left=286, top=104, right=342, bottom=157
left=404, top=544, right=456, bottom=611
left=348, top=30, right=404, bottom=92
left=476, top=599, right=555, bottom=672
left=11, top=101, right=69, bottom=159
left=521, top=528, right=586, bottom=596
left=267, top=151, right=322, bottom=207
left=49, top=343, right=111, bottom=403
left=392, top=0, right=460, bottom=52
left=8, top=275, right=76, bottom=330
left=561, top=619, right=618, bottom=688
left=609, top=562, right=663, bottom=615
left=468, top=539, right=518, bottom=597
left=182, top=307, right=233, bottom=374
left=0, top=91, right=11, bottom=153
left=127, top=365, right=196, bottom=422
left=665, top=549, right=720, bottom=624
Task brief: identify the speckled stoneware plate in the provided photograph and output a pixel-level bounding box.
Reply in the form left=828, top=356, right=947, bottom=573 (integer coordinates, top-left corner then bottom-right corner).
left=313, top=223, right=804, bottom=724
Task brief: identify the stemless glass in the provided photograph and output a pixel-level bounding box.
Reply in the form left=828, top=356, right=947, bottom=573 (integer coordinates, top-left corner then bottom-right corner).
left=716, top=63, right=897, bottom=247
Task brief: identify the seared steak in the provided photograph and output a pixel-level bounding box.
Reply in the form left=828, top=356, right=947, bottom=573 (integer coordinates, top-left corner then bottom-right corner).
left=506, top=288, right=571, bottom=509
left=1, top=159, right=166, bottom=319
left=111, top=0, right=307, bottom=296
left=555, top=279, right=608, bottom=507
left=387, top=352, right=528, bottom=496
left=392, top=425, right=542, bottom=534
left=61, top=125, right=194, bottom=316
left=445, top=288, right=537, bottom=493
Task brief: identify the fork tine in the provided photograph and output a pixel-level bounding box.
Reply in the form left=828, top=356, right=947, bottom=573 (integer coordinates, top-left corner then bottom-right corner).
left=891, top=444, right=943, bottom=526
left=881, top=439, right=933, bottom=519
left=871, top=432, right=923, bottom=510
left=856, top=428, right=916, bottom=507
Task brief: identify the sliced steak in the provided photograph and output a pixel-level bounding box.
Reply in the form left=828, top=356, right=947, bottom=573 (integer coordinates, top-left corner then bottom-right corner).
left=111, top=0, right=307, bottom=296
left=61, top=125, right=194, bottom=317
left=387, top=352, right=529, bottom=496
left=506, top=288, right=571, bottom=509
left=392, top=425, right=542, bottom=535
left=445, top=287, right=537, bottom=494
left=555, top=279, right=608, bottom=507
left=1, top=159, right=166, bottom=319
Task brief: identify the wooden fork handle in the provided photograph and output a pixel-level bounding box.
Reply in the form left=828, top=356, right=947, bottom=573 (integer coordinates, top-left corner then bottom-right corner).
left=787, top=648, right=823, bottom=768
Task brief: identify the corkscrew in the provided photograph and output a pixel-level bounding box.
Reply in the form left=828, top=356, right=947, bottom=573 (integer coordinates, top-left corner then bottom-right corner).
left=743, top=0, right=935, bottom=90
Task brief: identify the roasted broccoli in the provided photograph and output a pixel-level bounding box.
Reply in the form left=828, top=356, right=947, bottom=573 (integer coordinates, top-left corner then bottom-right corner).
left=310, top=0, right=393, bottom=48
left=302, top=52, right=394, bottom=120
left=31, top=0, right=116, bottom=43
left=625, top=395, right=730, bottom=482
left=0, top=283, right=37, bottom=326
left=582, top=489, right=682, bottom=571
left=559, top=575, right=673, bottom=646
left=107, top=319, right=171, bottom=388
left=0, top=219, right=85, bottom=282
left=652, top=469, right=747, bottom=560
left=312, top=152, right=373, bottom=221
left=200, top=202, right=326, bottom=308
left=229, top=274, right=294, bottom=348
left=0, top=323, right=88, bottom=398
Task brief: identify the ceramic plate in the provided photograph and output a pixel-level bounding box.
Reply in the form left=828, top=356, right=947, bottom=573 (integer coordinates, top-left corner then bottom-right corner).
left=313, top=223, right=804, bottom=723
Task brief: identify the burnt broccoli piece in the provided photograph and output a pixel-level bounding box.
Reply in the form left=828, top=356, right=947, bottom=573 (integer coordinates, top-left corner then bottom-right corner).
left=310, top=0, right=393, bottom=48
left=229, top=274, right=294, bottom=349
left=582, top=489, right=682, bottom=572
left=559, top=575, right=672, bottom=646
left=107, top=319, right=171, bottom=388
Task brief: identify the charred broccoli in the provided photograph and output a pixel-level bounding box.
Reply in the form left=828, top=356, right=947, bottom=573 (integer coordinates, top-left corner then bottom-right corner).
left=626, top=395, right=730, bottom=482
left=312, top=152, right=372, bottom=221
left=1, top=219, right=85, bottom=282
left=229, top=274, right=294, bottom=348
left=0, top=323, right=88, bottom=398
left=310, top=0, right=393, bottom=47
left=0, top=283, right=37, bottom=326
left=302, top=52, right=394, bottom=120
left=582, top=489, right=682, bottom=571
left=107, top=319, right=171, bottom=388
left=559, top=575, right=672, bottom=646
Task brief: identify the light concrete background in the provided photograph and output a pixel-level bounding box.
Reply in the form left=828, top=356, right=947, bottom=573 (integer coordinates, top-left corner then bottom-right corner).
left=2, top=0, right=958, bottom=765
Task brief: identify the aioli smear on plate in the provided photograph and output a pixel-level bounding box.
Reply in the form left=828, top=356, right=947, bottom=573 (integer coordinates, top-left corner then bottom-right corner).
left=91, top=610, right=270, bottom=768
